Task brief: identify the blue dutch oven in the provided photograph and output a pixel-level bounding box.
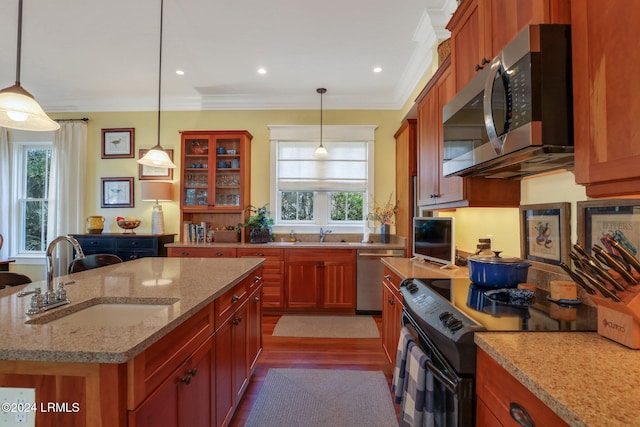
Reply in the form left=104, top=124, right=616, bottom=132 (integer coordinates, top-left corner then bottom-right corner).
left=468, top=251, right=530, bottom=288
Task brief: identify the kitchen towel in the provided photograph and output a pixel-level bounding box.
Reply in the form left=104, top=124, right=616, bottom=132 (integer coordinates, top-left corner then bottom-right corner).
left=392, top=326, right=414, bottom=403
left=400, top=342, right=428, bottom=427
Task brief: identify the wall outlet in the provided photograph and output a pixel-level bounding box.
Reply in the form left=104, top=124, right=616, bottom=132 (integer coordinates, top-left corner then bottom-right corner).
left=0, top=387, right=36, bottom=427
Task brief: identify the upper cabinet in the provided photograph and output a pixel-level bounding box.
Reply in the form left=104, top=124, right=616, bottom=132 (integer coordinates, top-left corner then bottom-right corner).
left=179, top=130, right=252, bottom=240
left=394, top=118, right=416, bottom=255
left=447, top=0, right=570, bottom=91
left=572, top=1, right=640, bottom=197
left=416, top=58, right=520, bottom=209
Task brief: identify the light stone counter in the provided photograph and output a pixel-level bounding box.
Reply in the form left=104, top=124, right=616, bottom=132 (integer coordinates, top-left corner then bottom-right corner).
left=475, top=332, right=640, bottom=427
left=381, top=256, right=470, bottom=279
left=0, top=257, right=263, bottom=364
left=166, top=241, right=405, bottom=250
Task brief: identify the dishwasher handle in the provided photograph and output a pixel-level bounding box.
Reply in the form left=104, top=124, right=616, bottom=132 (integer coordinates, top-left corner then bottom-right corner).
left=357, top=252, right=405, bottom=259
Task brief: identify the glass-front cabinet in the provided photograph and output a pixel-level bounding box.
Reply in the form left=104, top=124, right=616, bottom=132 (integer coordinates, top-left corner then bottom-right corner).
left=179, top=131, right=252, bottom=239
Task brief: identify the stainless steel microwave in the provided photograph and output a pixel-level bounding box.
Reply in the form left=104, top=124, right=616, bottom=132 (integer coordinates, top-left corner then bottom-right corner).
left=442, top=24, right=573, bottom=179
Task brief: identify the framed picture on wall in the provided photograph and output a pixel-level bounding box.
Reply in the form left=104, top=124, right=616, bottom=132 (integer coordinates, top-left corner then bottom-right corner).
left=102, top=128, right=134, bottom=158
left=101, top=177, right=134, bottom=208
left=138, top=149, right=174, bottom=180
left=519, top=202, right=570, bottom=267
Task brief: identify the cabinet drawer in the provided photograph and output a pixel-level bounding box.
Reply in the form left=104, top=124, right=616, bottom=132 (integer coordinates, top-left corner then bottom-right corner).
left=168, top=247, right=237, bottom=257
left=76, top=237, right=116, bottom=252
left=236, top=248, right=283, bottom=260
left=215, top=279, right=248, bottom=329
left=116, top=238, right=155, bottom=249
left=118, top=250, right=156, bottom=261
left=383, top=266, right=402, bottom=292
left=476, top=349, right=568, bottom=427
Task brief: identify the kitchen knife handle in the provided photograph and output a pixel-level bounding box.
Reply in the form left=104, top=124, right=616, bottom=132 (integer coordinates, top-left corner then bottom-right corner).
left=593, top=245, right=638, bottom=285
left=559, top=262, right=596, bottom=295
left=575, top=267, right=622, bottom=302
left=605, top=236, right=640, bottom=274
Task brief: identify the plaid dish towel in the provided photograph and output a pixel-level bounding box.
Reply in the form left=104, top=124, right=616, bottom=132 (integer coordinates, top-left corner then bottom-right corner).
left=400, top=342, right=428, bottom=427
left=391, top=326, right=414, bottom=403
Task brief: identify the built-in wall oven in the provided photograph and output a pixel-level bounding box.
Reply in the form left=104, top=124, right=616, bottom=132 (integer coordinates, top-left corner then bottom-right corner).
left=398, top=277, right=597, bottom=426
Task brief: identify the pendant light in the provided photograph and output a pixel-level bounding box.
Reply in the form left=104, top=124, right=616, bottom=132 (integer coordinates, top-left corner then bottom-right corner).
left=137, top=0, right=176, bottom=169
left=0, top=0, right=59, bottom=131
left=314, top=88, right=328, bottom=157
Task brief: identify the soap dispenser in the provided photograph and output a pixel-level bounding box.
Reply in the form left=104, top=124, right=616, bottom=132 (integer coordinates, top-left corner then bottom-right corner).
left=289, top=230, right=297, bottom=242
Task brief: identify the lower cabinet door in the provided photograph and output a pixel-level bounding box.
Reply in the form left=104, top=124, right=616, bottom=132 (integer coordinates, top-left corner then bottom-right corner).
left=130, top=338, right=213, bottom=427
left=247, top=286, right=263, bottom=373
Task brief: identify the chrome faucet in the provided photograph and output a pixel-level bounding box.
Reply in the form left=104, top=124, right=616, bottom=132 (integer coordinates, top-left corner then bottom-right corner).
left=19, top=235, right=84, bottom=315
left=319, top=227, right=332, bottom=242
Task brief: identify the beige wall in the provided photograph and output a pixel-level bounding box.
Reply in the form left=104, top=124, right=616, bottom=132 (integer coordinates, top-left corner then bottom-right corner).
left=52, top=109, right=404, bottom=237
left=447, top=170, right=587, bottom=258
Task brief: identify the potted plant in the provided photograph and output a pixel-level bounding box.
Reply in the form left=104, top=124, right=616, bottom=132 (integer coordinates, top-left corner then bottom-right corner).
left=240, top=203, right=274, bottom=243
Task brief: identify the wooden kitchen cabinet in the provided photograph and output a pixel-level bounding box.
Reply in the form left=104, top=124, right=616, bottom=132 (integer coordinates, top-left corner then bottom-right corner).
left=284, top=249, right=356, bottom=311
left=416, top=58, right=520, bottom=209
left=179, top=130, right=252, bottom=242
left=447, top=0, right=570, bottom=91
left=572, top=1, right=640, bottom=197
left=476, top=348, right=568, bottom=427
left=394, top=118, right=416, bottom=256
left=237, top=247, right=284, bottom=309
left=247, top=286, right=263, bottom=373
left=167, top=246, right=237, bottom=258
left=381, top=266, right=404, bottom=367
left=130, top=337, right=213, bottom=427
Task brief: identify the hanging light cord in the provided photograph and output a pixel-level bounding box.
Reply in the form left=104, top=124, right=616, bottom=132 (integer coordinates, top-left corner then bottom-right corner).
left=156, top=0, right=164, bottom=147
left=14, top=0, right=23, bottom=85
left=317, top=87, right=326, bottom=147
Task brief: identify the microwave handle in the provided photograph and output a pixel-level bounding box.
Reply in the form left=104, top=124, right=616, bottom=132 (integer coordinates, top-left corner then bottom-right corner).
left=483, top=56, right=506, bottom=156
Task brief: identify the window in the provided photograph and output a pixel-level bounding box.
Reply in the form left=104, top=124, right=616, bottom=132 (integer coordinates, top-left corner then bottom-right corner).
left=269, top=125, right=376, bottom=232
left=12, top=143, right=53, bottom=255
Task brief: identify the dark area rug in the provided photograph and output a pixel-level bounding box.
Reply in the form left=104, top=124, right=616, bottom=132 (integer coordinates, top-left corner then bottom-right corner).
left=245, top=368, right=399, bottom=427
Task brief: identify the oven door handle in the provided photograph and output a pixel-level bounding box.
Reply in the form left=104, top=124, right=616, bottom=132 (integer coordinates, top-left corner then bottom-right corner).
left=425, top=359, right=458, bottom=394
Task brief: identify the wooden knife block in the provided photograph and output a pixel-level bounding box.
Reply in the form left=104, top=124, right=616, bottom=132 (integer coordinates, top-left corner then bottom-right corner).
left=589, top=273, right=640, bottom=349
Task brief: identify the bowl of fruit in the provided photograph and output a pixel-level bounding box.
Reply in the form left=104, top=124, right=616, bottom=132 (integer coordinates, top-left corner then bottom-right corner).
left=116, top=216, right=141, bottom=234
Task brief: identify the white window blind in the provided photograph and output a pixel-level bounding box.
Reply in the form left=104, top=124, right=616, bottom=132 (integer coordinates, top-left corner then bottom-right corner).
left=277, top=141, right=368, bottom=191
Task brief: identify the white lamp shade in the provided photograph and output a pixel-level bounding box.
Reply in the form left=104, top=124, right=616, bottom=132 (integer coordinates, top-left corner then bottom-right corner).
left=141, top=181, right=173, bottom=202
left=137, top=146, right=176, bottom=168
left=0, top=84, right=60, bottom=131
left=313, top=144, right=328, bottom=157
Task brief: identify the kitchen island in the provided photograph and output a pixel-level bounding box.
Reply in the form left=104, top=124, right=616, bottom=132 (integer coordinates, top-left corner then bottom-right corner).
left=0, top=257, right=265, bottom=427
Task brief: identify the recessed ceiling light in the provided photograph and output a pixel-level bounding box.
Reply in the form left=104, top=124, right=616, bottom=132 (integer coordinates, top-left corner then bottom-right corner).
left=175, top=70, right=185, bottom=75
left=257, top=67, right=267, bottom=75
left=373, top=67, right=382, bottom=73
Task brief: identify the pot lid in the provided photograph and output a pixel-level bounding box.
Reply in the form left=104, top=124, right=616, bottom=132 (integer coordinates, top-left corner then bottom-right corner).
left=468, top=251, right=529, bottom=265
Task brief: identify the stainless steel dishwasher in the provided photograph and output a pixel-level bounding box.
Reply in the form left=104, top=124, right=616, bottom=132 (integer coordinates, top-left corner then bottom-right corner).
left=356, top=249, right=405, bottom=313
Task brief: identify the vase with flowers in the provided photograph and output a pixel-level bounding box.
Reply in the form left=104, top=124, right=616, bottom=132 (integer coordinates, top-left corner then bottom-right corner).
left=366, top=193, right=399, bottom=243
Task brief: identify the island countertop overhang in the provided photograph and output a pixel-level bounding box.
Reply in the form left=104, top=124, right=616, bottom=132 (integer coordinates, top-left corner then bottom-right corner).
left=0, top=257, right=264, bottom=364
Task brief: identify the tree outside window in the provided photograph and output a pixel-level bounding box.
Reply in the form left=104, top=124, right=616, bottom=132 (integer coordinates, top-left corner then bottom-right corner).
left=22, top=147, right=52, bottom=252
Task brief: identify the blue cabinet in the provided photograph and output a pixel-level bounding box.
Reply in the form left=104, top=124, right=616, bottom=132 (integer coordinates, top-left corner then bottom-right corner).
left=71, top=234, right=175, bottom=261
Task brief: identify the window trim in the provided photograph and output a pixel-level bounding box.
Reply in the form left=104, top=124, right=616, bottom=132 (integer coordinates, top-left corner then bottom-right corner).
left=268, top=125, right=376, bottom=234
left=9, top=139, right=54, bottom=262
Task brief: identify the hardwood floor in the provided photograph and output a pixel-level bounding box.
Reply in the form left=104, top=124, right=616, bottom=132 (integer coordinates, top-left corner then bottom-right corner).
left=229, top=313, right=399, bottom=426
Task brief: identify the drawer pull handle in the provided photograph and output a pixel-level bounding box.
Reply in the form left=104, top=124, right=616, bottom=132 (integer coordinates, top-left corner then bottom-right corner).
left=509, top=402, right=534, bottom=427
left=131, top=242, right=137, bottom=246
left=232, top=316, right=242, bottom=326
left=181, top=374, right=192, bottom=385
left=181, top=251, right=189, bottom=256
left=384, top=274, right=391, bottom=280
left=256, top=252, right=264, bottom=256
left=188, top=368, right=198, bottom=377
left=389, top=298, right=395, bottom=305
left=231, top=294, right=240, bottom=303
left=216, top=252, right=224, bottom=257
left=254, top=296, right=260, bottom=303
left=254, top=275, right=261, bottom=282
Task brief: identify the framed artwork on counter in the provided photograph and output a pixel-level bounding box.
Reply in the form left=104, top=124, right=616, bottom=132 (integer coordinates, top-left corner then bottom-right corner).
left=519, top=202, right=570, bottom=267
left=101, top=177, right=134, bottom=208
left=577, top=199, right=640, bottom=257
left=102, top=128, right=134, bottom=158
left=138, top=148, right=174, bottom=180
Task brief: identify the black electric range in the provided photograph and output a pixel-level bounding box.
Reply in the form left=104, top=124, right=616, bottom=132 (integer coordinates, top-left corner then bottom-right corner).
left=400, top=277, right=597, bottom=374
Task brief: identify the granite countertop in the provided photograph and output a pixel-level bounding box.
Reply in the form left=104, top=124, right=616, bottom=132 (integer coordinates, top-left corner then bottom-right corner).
left=381, top=257, right=470, bottom=279
left=166, top=241, right=406, bottom=250
left=0, top=257, right=264, bottom=364
left=476, top=332, right=640, bottom=427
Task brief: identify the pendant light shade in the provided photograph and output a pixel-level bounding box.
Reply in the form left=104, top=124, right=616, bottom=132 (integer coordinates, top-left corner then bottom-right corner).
left=137, top=0, right=176, bottom=169
left=314, top=88, right=328, bottom=157
left=0, top=0, right=59, bottom=131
